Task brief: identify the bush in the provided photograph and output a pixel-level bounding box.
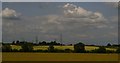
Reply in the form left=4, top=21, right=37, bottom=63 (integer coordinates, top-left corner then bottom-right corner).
left=2, top=44, right=12, bottom=52
left=64, top=49, right=72, bottom=53
left=74, top=42, right=85, bottom=53
left=116, top=47, right=120, bottom=53
left=53, top=49, right=65, bottom=53
left=33, top=50, right=45, bottom=52
left=48, top=45, right=54, bottom=52
left=107, top=43, right=111, bottom=47
left=21, top=43, right=33, bottom=52
left=106, top=50, right=115, bottom=53
left=97, top=46, right=106, bottom=53
left=43, top=50, right=48, bottom=52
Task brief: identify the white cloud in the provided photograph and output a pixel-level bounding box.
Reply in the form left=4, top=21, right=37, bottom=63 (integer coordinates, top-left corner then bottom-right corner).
left=2, top=8, right=21, bottom=19
left=62, top=3, right=108, bottom=29
left=3, top=3, right=109, bottom=35
left=63, top=3, right=106, bottom=21
left=2, top=3, right=118, bottom=44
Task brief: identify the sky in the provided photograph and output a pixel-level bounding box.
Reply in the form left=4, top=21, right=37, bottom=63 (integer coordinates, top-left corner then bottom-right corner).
left=0, top=2, right=1, bottom=43
left=1, top=0, right=119, bottom=2
left=1, top=2, right=118, bottom=45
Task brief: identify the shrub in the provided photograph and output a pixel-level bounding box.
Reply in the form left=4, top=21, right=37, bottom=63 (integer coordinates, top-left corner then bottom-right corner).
left=107, top=43, right=112, bottom=46
left=21, top=43, right=33, bottom=52
left=53, top=49, right=65, bottom=53
left=2, top=44, right=12, bottom=52
left=97, top=46, right=106, bottom=53
left=116, top=47, right=120, bottom=53
left=65, top=49, right=72, bottom=53
left=33, top=50, right=44, bottom=52
left=106, top=50, right=115, bottom=53
left=74, top=42, right=85, bottom=53
left=48, top=45, right=54, bottom=52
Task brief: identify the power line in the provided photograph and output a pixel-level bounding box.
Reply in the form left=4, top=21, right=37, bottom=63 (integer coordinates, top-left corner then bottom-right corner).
left=60, top=33, right=63, bottom=45
left=35, top=36, right=38, bottom=44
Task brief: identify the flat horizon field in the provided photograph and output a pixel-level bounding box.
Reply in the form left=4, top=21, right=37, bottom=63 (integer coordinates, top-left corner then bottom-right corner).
left=2, top=53, right=119, bottom=61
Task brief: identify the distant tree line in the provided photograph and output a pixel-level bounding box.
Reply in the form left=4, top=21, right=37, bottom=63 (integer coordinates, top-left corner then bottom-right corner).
left=11, top=40, right=64, bottom=46
left=2, top=41, right=120, bottom=53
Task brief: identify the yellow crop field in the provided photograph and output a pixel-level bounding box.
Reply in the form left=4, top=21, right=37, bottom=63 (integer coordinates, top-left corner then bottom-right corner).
left=10, top=45, right=21, bottom=50
left=11, top=45, right=117, bottom=51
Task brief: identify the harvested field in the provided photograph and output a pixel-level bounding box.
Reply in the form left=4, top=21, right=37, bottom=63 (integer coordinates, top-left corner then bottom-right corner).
left=2, top=53, right=119, bottom=61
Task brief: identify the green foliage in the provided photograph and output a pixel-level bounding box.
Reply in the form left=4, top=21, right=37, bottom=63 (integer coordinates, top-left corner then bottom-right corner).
left=2, top=42, right=118, bottom=53
left=74, top=42, right=85, bottom=53
left=48, top=45, right=54, bottom=52
left=97, top=46, right=106, bottom=53
left=2, top=44, right=12, bottom=52
left=64, top=49, right=72, bottom=53
left=90, top=46, right=106, bottom=53
left=107, top=43, right=111, bottom=46
left=116, top=47, right=120, bottom=53
left=106, top=50, right=115, bottom=53
left=20, top=43, right=33, bottom=52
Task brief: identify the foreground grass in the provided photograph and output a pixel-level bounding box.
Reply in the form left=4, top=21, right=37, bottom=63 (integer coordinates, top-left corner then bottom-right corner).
left=2, top=53, right=119, bottom=61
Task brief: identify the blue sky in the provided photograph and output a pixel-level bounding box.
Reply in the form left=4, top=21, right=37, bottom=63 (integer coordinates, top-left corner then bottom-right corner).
left=0, top=1, right=1, bottom=43
left=1, top=0, right=119, bottom=2
left=2, top=2, right=117, bottom=17
left=2, top=2, right=118, bottom=45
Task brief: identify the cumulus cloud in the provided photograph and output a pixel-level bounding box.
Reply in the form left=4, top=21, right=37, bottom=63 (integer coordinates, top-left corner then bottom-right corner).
left=2, top=8, right=21, bottom=19
left=61, top=3, right=108, bottom=29
left=63, top=3, right=104, bottom=19
left=2, top=3, right=118, bottom=44
left=18, top=6, right=109, bottom=38
left=3, top=3, right=110, bottom=35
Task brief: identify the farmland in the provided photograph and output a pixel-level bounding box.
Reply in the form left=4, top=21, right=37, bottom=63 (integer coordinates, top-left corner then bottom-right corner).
left=2, top=43, right=119, bottom=63
left=2, top=53, right=119, bottom=61
left=11, top=45, right=117, bottom=51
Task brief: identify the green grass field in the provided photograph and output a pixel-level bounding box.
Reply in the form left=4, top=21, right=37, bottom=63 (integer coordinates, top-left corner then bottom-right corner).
left=11, top=45, right=117, bottom=51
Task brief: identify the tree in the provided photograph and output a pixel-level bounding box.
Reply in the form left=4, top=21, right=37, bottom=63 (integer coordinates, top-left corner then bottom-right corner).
left=16, top=40, right=20, bottom=44
left=107, top=43, right=111, bottom=46
left=96, top=46, right=106, bottom=53
left=48, top=45, right=54, bottom=52
left=42, top=41, right=46, bottom=45
left=2, top=44, right=12, bottom=52
left=74, top=42, right=85, bottom=53
left=12, top=41, right=15, bottom=45
left=116, top=47, right=120, bottom=53
left=21, top=43, right=33, bottom=52
left=65, top=49, right=72, bottom=53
